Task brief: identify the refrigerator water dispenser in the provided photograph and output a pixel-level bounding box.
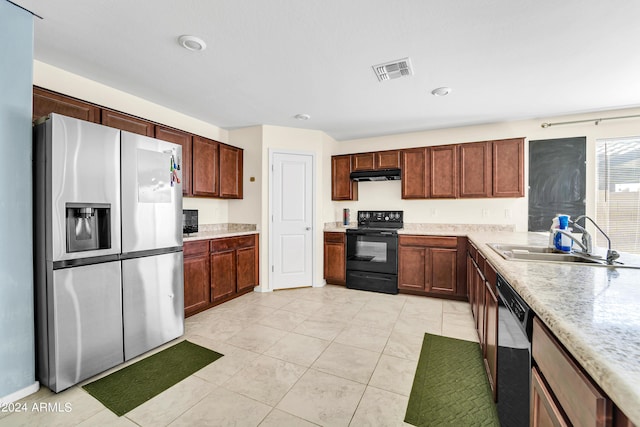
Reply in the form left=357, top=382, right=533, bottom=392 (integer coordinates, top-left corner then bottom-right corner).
left=66, top=203, right=112, bottom=253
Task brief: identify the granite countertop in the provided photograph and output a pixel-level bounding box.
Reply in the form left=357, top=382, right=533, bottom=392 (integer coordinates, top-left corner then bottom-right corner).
left=467, top=232, right=640, bottom=425
left=183, top=224, right=259, bottom=242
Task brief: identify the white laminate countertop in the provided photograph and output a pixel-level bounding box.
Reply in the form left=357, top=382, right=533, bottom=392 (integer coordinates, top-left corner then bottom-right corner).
left=467, top=232, right=640, bottom=425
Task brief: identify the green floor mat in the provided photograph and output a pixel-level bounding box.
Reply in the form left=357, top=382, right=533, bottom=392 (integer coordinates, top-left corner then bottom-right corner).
left=405, top=333, right=500, bottom=427
left=83, top=340, right=223, bottom=416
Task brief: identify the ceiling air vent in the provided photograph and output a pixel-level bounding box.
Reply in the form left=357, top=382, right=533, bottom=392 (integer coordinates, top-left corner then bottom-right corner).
left=372, top=57, right=413, bottom=82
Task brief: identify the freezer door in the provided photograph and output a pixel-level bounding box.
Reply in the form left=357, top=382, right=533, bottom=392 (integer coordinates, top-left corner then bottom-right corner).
left=122, top=251, right=184, bottom=361
left=46, top=114, right=122, bottom=261
left=121, top=131, right=183, bottom=253
left=47, top=262, right=124, bottom=392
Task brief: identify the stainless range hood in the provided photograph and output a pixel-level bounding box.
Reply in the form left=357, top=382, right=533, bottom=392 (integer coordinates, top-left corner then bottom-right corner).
left=350, top=168, right=401, bottom=181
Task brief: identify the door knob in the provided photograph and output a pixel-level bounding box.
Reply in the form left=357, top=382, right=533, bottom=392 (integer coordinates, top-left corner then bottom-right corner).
left=305, top=227, right=311, bottom=230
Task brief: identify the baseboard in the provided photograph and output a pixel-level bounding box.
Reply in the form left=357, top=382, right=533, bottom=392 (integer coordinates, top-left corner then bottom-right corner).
left=0, top=381, right=40, bottom=405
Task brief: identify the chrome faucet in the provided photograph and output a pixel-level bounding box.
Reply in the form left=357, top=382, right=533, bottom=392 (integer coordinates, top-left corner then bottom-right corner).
left=571, top=215, right=620, bottom=265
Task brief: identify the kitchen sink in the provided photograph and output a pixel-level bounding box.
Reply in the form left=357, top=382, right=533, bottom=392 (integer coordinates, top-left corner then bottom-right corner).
left=487, top=243, right=605, bottom=265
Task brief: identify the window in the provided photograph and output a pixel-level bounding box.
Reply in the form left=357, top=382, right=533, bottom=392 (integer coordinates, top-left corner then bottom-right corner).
left=596, top=137, right=640, bottom=254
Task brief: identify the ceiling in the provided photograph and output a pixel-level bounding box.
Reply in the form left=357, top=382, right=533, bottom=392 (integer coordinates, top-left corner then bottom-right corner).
left=13, top=0, right=640, bottom=141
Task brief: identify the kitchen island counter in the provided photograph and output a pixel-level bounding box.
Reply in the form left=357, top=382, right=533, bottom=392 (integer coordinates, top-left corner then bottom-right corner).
left=468, top=231, right=640, bottom=425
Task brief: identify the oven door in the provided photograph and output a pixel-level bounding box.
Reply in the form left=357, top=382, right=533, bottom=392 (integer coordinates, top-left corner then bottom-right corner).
left=346, top=230, right=397, bottom=275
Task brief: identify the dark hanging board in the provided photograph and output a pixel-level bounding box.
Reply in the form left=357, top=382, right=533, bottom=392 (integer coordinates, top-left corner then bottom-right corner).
left=528, top=137, right=586, bottom=231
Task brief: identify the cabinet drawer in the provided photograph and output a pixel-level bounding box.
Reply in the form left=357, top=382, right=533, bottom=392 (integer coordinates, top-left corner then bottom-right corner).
left=210, top=235, right=256, bottom=253
left=532, top=318, right=611, bottom=427
left=399, top=235, right=457, bottom=248
left=183, top=240, right=210, bottom=257
left=324, top=232, right=345, bottom=244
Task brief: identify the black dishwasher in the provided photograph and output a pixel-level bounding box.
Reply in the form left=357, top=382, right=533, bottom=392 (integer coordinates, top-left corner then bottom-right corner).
left=496, top=274, right=534, bottom=427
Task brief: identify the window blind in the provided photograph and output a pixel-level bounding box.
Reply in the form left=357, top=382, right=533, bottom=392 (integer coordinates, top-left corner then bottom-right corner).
left=596, top=137, right=640, bottom=254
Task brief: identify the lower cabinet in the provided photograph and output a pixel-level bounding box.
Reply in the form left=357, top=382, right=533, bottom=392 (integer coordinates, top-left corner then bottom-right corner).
left=183, top=234, right=259, bottom=317
left=467, top=242, right=498, bottom=400
left=532, top=317, right=612, bottom=427
left=323, top=232, right=346, bottom=285
left=183, top=241, right=210, bottom=317
left=398, top=235, right=465, bottom=298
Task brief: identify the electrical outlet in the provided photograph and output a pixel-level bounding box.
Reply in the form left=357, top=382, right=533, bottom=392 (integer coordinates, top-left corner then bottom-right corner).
left=505, top=209, right=512, bottom=219
left=482, top=209, right=489, bottom=218
left=430, top=209, right=437, bottom=216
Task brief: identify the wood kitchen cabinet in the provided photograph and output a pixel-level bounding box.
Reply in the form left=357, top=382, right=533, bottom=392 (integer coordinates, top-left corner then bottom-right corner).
left=459, top=138, right=524, bottom=198
left=184, top=234, right=258, bottom=317
left=398, top=235, right=463, bottom=297
left=101, top=108, right=154, bottom=136
left=210, top=234, right=258, bottom=302
left=352, top=152, right=375, bottom=171
left=323, top=232, right=346, bottom=285
left=33, top=86, right=101, bottom=124
left=484, top=262, right=498, bottom=400
left=532, top=317, right=612, bottom=427
left=192, top=138, right=244, bottom=199
left=376, top=150, right=401, bottom=169
left=352, top=150, right=401, bottom=171
left=192, top=136, right=219, bottom=197
left=467, top=242, right=498, bottom=400
left=331, top=155, right=358, bottom=201
left=459, top=141, right=492, bottom=198
left=219, top=143, right=243, bottom=199
left=32, top=86, right=244, bottom=201
left=430, top=144, right=458, bottom=198
left=183, top=240, right=211, bottom=317
left=493, top=138, right=524, bottom=197
left=155, top=125, right=193, bottom=196
left=401, top=148, right=429, bottom=199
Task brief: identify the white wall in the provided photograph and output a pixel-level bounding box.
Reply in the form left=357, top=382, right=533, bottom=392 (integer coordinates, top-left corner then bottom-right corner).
left=228, top=126, right=263, bottom=226
left=34, top=61, right=231, bottom=224
left=330, top=107, right=640, bottom=231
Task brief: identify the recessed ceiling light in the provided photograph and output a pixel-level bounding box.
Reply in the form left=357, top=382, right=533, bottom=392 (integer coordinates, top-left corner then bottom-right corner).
left=178, top=35, right=206, bottom=52
left=294, top=114, right=311, bottom=121
left=431, top=87, right=452, bottom=96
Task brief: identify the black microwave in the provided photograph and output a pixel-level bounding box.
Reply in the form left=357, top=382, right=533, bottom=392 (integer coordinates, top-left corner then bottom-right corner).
left=183, top=209, right=198, bottom=234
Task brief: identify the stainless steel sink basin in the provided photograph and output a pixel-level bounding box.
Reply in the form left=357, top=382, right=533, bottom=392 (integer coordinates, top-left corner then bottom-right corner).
left=487, top=243, right=604, bottom=265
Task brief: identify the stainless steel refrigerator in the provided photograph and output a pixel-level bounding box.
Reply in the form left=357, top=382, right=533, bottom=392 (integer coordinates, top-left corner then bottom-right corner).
left=33, top=113, right=184, bottom=392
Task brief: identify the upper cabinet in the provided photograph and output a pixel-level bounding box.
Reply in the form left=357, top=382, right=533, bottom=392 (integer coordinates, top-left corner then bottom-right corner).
left=32, top=87, right=244, bottom=200
left=352, top=150, right=401, bottom=171
left=459, top=142, right=492, bottom=198
left=155, top=126, right=193, bottom=196
left=101, top=109, right=154, bottom=136
left=332, top=155, right=358, bottom=201
left=352, top=153, right=375, bottom=171
left=492, top=138, right=524, bottom=197
left=401, top=148, right=429, bottom=199
left=192, top=138, right=244, bottom=199
left=430, top=145, right=458, bottom=198
left=219, top=144, right=243, bottom=199
left=192, top=136, right=219, bottom=197
left=376, top=150, right=401, bottom=169
left=33, top=87, right=100, bottom=124
left=459, top=138, right=524, bottom=198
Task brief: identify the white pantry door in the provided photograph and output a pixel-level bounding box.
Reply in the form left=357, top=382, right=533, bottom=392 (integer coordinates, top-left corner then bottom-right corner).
left=271, top=151, right=314, bottom=290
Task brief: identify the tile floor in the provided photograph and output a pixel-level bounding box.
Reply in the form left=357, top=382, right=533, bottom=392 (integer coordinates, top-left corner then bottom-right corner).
left=0, top=285, right=478, bottom=426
